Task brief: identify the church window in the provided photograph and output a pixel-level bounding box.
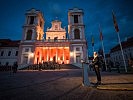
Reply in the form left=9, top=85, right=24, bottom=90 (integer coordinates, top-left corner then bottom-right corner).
left=29, top=16, right=34, bottom=24
left=25, top=48, right=29, bottom=52
left=76, top=47, right=80, bottom=51
left=48, top=37, right=50, bottom=41
left=8, top=51, right=11, bottom=56
left=55, top=25, right=58, bottom=30
left=63, top=36, right=65, bottom=39
left=74, top=15, right=78, bottom=23
left=6, top=62, right=9, bottom=66
left=26, top=30, right=32, bottom=40
left=15, top=51, right=18, bottom=56
left=54, top=37, right=58, bottom=41
left=0, top=51, right=4, bottom=56
left=74, top=29, right=80, bottom=39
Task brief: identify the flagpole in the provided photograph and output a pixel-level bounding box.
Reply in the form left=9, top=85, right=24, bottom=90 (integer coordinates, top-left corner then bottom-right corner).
left=101, top=39, right=107, bottom=71
left=91, top=33, right=94, bottom=53
left=99, top=24, right=107, bottom=71
left=92, top=46, right=94, bottom=53
left=117, top=32, right=127, bottom=72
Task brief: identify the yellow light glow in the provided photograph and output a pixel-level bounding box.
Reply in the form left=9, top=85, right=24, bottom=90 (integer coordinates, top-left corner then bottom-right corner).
left=50, top=58, right=53, bottom=61
left=70, top=52, right=73, bottom=56
left=29, top=53, right=34, bottom=57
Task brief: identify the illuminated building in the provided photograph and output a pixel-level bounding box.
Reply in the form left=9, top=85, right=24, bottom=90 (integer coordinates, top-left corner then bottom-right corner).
left=110, top=37, right=133, bottom=66
left=18, top=8, right=88, bottom=65
left=0, top=39, right=20, bottom=65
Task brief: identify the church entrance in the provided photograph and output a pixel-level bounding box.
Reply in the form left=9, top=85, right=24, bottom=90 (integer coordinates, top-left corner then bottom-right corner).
left=34, top=47, right=70, bottom=64
left=76, top=55, right=81, bottom=63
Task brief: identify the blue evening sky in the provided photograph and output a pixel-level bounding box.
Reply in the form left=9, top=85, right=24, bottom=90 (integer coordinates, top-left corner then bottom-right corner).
left=0, top=0, right=133, bottom=56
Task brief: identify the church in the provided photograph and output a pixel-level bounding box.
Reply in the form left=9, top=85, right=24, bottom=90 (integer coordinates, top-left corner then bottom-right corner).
left=17, top=8, right=88, bottom=65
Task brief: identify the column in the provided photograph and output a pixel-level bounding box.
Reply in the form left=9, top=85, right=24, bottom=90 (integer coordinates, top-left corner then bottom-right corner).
left=47, top=47, right=49, bottom=61
left=56, top=47, right=57, bottom=62
left=63, top=47, right=64, bottom=61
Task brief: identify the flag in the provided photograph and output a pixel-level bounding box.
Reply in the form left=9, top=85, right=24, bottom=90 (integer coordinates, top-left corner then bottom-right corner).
left=91, top=35, right=94, bottom=46
left=112, top=11, right=119, bottom=32
left=99, top=25, right=103, bottom=41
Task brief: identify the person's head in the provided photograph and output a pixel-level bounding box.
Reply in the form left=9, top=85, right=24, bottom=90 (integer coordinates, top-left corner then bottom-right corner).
left=93, top=52, right=98, bottom=58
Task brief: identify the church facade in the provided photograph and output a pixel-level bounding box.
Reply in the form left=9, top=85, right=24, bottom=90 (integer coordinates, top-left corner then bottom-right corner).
left=18, top=8, right=88, bottom=65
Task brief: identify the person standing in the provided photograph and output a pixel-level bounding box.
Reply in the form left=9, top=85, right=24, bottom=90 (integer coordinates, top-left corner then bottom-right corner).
left=13, top=62, right=18, bottom=73
left=92, top=52, right=101, bottom=85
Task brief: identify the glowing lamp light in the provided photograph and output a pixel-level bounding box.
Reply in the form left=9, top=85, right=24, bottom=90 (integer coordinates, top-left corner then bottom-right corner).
left=81, top=59, right=84, bottom=63
left=70, top=52, right=73, bottom=56
left=29, top=52, right=34, bottom=57
left=50, top=58, right=53, bottom=61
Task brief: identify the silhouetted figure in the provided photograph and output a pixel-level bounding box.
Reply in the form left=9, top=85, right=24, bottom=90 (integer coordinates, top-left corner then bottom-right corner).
left=13, top=62, right=18, bottom=73
left=92, top=52, right=101, bottom=85
left=39, top=62, right=42, bottom=71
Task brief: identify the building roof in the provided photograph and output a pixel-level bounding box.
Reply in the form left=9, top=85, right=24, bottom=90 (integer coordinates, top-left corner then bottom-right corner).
left=110, top=37, right=133, bottom=53
left=0, top=39, right=20, bottom=47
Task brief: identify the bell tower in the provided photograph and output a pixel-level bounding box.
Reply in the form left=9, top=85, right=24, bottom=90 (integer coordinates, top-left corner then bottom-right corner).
left=18, top=8, right=45, bottom=65
left=22, top=8, right=44, bottom=41
left=68, top=8, right=88, bottom=63
left=68, top=8, right=85, bottom=40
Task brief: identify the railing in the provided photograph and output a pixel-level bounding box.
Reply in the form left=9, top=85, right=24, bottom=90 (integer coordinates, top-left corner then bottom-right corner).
left=36, top=39, right=86, bottom=42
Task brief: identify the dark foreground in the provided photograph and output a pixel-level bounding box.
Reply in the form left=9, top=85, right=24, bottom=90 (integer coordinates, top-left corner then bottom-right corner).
left=0, top=67, right=133, bottom=100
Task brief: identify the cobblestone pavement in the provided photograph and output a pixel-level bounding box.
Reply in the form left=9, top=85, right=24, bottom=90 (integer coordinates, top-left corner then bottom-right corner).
left=0, top=69, right=133, bottom=100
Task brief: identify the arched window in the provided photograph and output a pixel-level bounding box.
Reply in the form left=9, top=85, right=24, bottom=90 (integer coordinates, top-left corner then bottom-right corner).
left=74, top=29, right=80, bottom=39
left=29, top=16, right=34, bottom=24
left=26, top=30, right=32, bottom=40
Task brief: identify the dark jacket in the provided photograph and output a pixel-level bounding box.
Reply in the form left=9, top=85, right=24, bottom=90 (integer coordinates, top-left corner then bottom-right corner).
left=92, top=56, right=100, bottom=66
